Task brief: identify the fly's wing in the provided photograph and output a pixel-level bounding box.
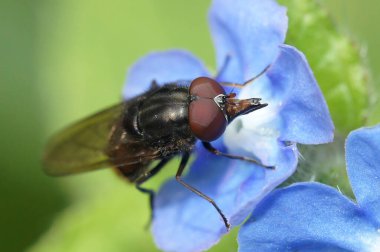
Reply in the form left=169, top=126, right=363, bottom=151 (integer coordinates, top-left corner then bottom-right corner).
left=43, top=102, right=161, bottom=176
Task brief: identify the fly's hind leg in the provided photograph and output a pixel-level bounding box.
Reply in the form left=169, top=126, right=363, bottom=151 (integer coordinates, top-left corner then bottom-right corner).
left=202, top=141, right=275, bottom=170
left=135, top=157, right=172, bottom=229
left=135, top=185, right=155, bottom=230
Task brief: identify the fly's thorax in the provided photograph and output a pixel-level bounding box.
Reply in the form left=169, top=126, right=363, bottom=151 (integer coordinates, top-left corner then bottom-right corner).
left=137, top=84, right=195, bottom=145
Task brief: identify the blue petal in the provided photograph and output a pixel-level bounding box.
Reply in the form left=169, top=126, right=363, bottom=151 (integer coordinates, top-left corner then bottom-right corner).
left=153, top=143, right=298, bottom=252
left=238, top=183, right=380, bottom=252
left=346, top=125, right=380, bottom=225
left=209, top=0, right=287, bottom=83
left=271, top=45, right=334, bottom=144
left=123, top=50, right=209, bottom=99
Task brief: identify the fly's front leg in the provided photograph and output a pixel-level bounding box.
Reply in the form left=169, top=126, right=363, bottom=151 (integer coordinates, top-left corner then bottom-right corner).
left=175, top=152, right=231, bottom=231
left=202, top=142, right=275, bottom=170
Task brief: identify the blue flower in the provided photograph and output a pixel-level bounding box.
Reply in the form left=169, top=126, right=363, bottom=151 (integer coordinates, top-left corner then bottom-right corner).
left=123, top=0, right=333, bottom=251
left=238, top=125, right=380, bottom=252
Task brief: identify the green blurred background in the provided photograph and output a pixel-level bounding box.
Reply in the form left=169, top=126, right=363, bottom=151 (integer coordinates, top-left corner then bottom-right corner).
left=0, top=0, right=378, bottom=251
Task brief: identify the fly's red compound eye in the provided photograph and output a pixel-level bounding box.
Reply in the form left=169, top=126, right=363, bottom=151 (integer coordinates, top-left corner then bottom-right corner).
left=189, top=77, right=225, bottom=98
left=189, top=77, right=227, bottom=142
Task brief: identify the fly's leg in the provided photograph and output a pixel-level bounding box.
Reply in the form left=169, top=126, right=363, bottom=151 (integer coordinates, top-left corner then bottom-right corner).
left=135, top=185, right=155, bottom=230
left=135, top=157, right=172, bottom=228
left=202, top=142, right=275, bottom=170
left=175, top=152, right=231, bottom=231
left=220, top=64, right=271, bottom=89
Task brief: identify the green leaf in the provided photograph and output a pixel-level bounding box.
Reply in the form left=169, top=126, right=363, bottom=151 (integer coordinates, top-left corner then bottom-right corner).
left=368, top=101, right=380, bottom=125
left=280, top=0, right=369, bottom=135
left=367, top=94, right=380, bottom=125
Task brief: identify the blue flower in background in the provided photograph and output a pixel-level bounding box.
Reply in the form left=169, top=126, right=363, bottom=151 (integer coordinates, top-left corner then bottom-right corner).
left=123, top=0, right=333, bottom=251
left=239, top=125, right=380, bottom=252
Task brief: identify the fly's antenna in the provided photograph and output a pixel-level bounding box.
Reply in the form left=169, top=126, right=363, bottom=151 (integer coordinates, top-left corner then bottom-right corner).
left=220, top=64, right=272, bottom=89
left=242, top=64, right=272, bottom=86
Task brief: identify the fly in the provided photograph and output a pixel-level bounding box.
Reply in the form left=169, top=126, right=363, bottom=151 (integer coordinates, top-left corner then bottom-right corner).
left=43, top=66, right=273, bottom=231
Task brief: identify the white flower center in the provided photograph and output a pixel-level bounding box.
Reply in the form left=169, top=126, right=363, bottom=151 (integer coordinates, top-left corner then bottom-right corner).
left=363, top=230, right=380, bottom=252
left=223, top=76, right=281, bottom=165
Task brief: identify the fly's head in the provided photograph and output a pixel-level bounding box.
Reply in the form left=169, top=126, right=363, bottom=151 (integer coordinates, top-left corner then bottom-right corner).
left=188, top=77, right=267, bottom=142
